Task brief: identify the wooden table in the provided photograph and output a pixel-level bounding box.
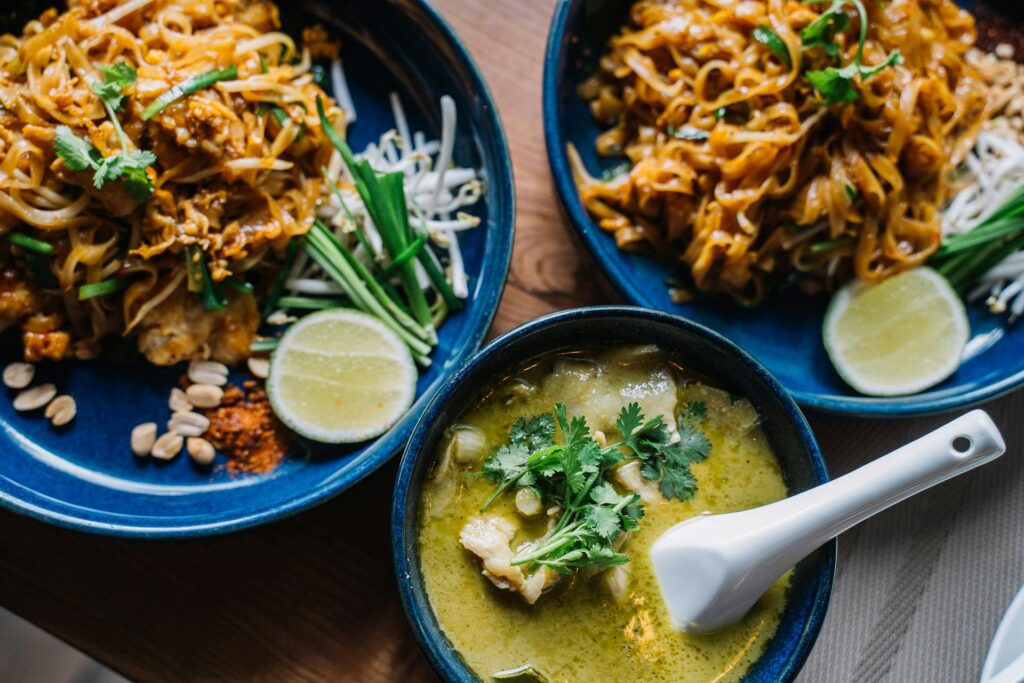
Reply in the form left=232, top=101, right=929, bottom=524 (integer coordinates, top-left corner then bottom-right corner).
left=2, top=1, right=1022, bottom=681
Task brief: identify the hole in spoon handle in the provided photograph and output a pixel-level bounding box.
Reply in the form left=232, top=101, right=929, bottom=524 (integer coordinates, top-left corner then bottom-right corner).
left=951, top=435, right=972, bottom=455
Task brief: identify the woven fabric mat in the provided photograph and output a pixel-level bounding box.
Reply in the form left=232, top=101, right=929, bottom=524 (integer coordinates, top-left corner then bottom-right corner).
left=797, top=391, right=1024, bottom=683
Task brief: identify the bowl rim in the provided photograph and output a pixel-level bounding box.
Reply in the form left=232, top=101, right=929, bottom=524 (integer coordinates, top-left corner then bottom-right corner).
left=391, top=305, right=836, bottom=683
left=540, top=0, right=1024, bottom=418
left=0, top=0, right=515, bottom=539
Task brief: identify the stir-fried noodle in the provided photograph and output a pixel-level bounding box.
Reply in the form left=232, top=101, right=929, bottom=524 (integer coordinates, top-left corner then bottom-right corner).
left=574, top=0, right=990, bottom=302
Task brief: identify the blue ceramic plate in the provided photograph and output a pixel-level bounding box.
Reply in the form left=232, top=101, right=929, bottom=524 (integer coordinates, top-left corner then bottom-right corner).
left=0, top=0, right=514, bottom=537
left=543, top=0, right=1024, bottom=417
left=392, top=307, right=835, bottom=683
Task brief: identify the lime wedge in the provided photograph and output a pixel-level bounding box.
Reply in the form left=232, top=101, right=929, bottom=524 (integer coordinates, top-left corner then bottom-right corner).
left=823, top=267, right=969, bottom=397
left=266, top=309, right=417, bottom=443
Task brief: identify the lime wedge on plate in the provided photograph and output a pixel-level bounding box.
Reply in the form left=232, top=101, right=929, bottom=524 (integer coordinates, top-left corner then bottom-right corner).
left=267, top=309, right=418, bottom=443
left=823, top=267, right=969, bottom=397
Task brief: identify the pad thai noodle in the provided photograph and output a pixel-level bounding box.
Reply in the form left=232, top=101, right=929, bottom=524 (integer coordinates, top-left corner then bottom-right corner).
left=573, top=0, right=991, bottom=303
left=0, top=0, right=346, bottom=364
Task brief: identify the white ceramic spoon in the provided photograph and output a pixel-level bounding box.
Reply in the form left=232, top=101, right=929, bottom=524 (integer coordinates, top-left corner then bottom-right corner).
left=651, top=409, right=1006, bottom=634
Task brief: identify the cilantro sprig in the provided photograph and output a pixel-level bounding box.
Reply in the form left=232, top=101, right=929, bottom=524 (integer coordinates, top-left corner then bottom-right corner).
left=615, top=403, right=711, bottom=501
left=801, top=0, right=902, bottom=105
left=478, top=402, right=712, bottom=573
left=54, top=61, right=156, bottom=203
left=54, top=126, right=156, bottom=203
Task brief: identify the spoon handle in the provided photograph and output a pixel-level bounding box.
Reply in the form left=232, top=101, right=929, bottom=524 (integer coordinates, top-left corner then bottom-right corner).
left=764, top=410, right=1005, bottom=559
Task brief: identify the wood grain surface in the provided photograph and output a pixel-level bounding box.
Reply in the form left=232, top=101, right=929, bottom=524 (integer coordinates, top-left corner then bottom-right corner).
left=0, top=1, right=1021, bottom=681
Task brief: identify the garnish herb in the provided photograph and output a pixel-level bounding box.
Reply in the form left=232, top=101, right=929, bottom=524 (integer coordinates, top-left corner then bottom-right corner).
left=809, top=235, right=856, bottom=253
left=302, top=220, right=434, bottom=361
left=141, top=66, right=238, bottom=121
left=601, top=160, right=632, bottom=180
left=478, top=402, right=712, bottom=572
left=753, top=26, right=792, bottom=68
left=275, top=295, right=339, bottom=310
left=184, top=244, right=226, bottom=311
left=844, top=184, right=860, bottom=202
left=223, top=278, right=254, bottom=294
left=56, top=60, right=156, bottom=202
left=666, top=125, right=710, bottom=142
left=316, top=97, right=461, bottom=315
left=78, top=277, right=130, bottom=301
left=310, top=64, right=328, bottom=88
left=616, top=402, right=711, bottom=501
left=931, top=185, right=1024, bottom=292
left=250, top=337, right=280, bottom=353
left=802, top=0, right=902, bottom=105
left=685, top=400, right=707, bottom=421
left=91, top=61, right=136, bottom=114
left=54, top=126, right=156, bottom=202
left=6, top=231, right=54, bottom=254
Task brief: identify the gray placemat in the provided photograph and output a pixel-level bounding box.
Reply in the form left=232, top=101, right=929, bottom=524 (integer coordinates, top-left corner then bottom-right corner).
left=797, top=393, right=1024, bottom=683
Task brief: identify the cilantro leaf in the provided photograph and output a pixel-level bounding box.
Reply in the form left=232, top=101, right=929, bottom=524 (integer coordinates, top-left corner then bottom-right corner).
left=659, top=462, right=699, bottom=501
left=621, top=402, right=712, bottom=502
left=806, top=64, right=861, bottom=105
left=858, top=49, right=903, bottom=78
left=801, top=3, right=850, bottom=62
left=555, top=403, right=590, bottom=454
left=54, top=126, right=101, bottom=171
left=52, top=127, right=155, bottom=202
left=589, top=481, right=624, bottom=507
left=508, top=413, right=555, bottom=452
left=91, top=61, right=137, bottom=112
left=482, top=442, right=530, bottom=484
left=800, top=0, right=901, bottom=105
left=686, top=401, right=707, bottom=421
left=615, top=403, right=644, bottom=441
left=752, top=25, right=792, bottom=68
left=620, top=495, right=645, bottom=532
left=118, top=162, right=156, bottom=203
left=653, top=425, right=711, bottom=500
left=584, top=505, right=620, bottom=541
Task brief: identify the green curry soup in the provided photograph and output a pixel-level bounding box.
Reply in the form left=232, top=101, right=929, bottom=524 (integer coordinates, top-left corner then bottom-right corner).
left=418, top=345, right=791, bottom=683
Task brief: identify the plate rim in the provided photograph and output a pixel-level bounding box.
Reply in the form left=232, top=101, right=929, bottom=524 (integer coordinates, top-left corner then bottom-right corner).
left=0, top=0, right=516, bottom=538
left=540, top=0, right=1024, bottom=418
left=980, top=583, right=1024, bottom=682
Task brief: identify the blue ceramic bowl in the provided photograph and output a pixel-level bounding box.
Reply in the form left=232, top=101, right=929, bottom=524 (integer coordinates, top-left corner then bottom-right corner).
left=392, top=306, right=835, bottom=683
left=0, top=0, right=514, bottom=537
left=542, top=0, right=1024, bottom=417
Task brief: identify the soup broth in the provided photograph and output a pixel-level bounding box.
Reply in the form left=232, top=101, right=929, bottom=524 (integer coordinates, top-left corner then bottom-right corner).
left=418, top=346, right=791, bottom=683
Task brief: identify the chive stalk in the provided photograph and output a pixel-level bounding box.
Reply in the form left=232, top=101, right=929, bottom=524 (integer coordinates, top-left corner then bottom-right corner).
left=142, top=66, right=238, bottom=121
left=78, top=277, right=129, bottom=300
left=930, top=185, right=1024, bottom=292
left=250, top=337, right=279, bottom=352
left=6, top=231, right=54, bottom=254
left=224, top=278, right=254, bottom=294
left=316, top=97, right=455, bottom=326
left=276, top=295, right=339, bottom=310
left=184, top=245, right=226, bottom=310
left=809, top=235, right=855, bottom=253
left=302, top=227, right=433, bottom=358
left=321, top=168, right=379, bottom=265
